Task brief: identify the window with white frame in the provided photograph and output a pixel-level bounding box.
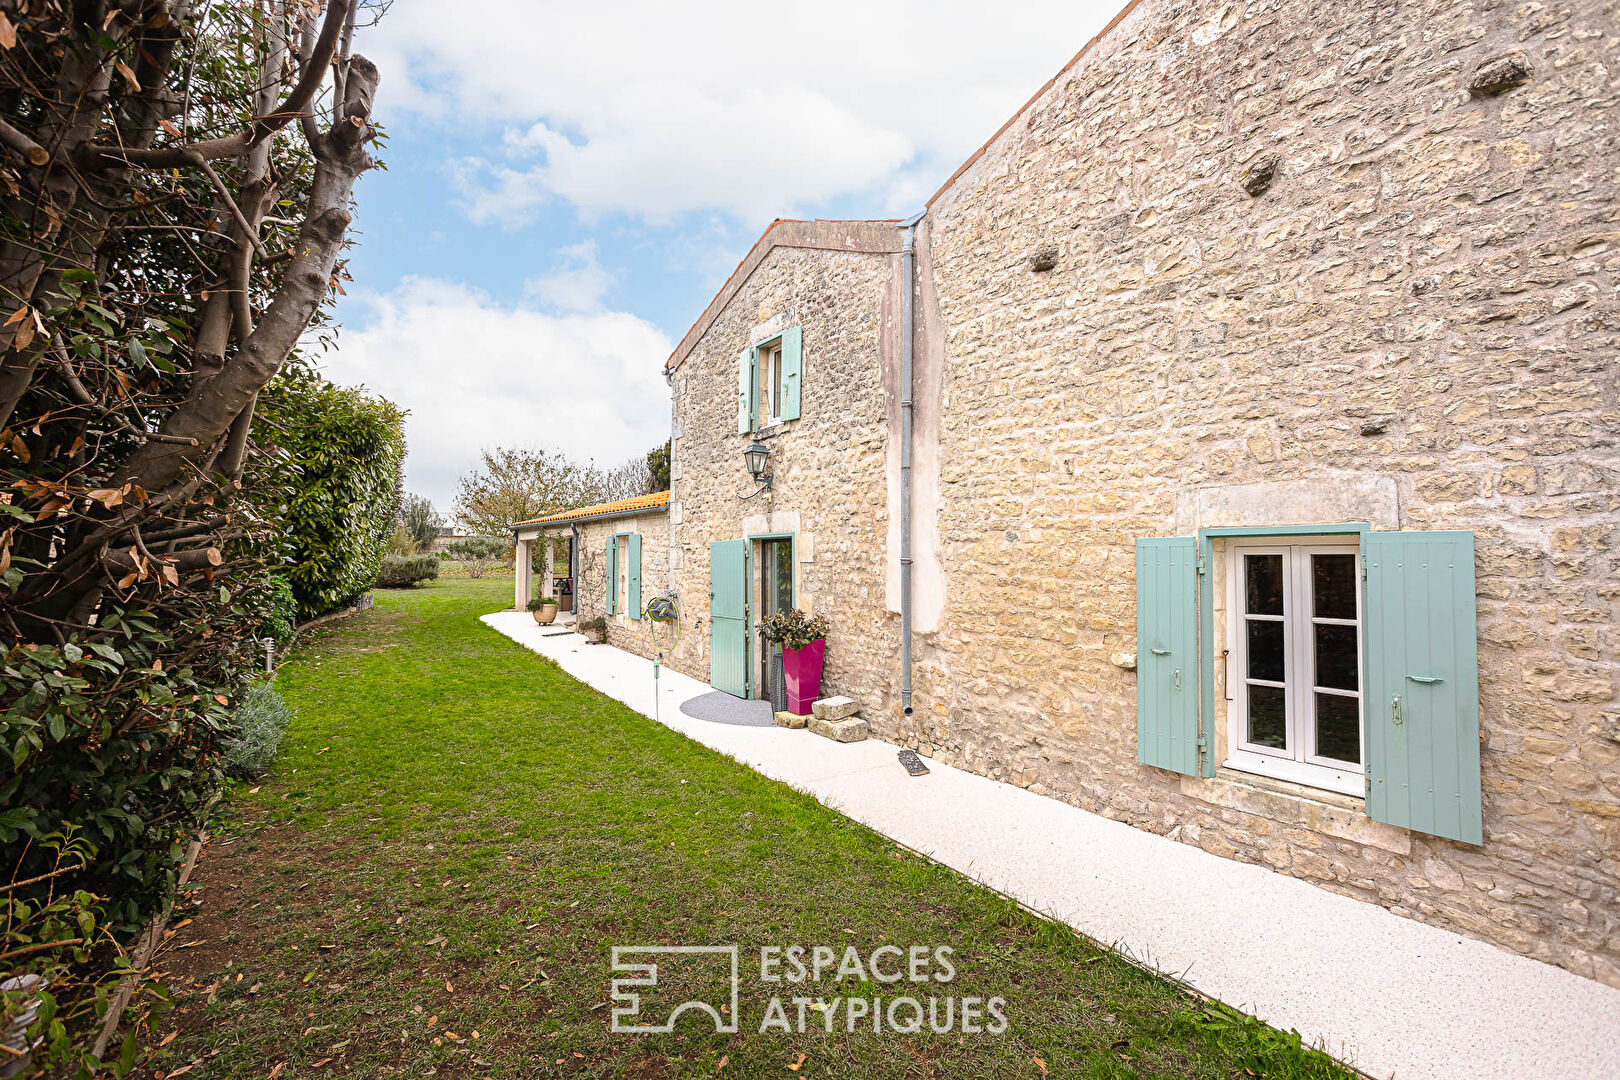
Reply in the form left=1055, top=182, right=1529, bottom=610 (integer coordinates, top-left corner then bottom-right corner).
left=760, top=341, right=785, bottom=425
left=1226, top=538, right=1364, bottom=796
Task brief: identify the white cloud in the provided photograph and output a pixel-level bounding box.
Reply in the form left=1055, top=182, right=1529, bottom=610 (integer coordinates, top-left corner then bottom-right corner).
left=319, top=277, right=671, bottom=516
left=523, top=240, right=615, bottom=312
left=366, top=0, right=1123, bottom=223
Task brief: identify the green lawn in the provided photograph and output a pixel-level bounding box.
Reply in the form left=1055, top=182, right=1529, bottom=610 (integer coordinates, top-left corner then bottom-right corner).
left=145, top=576, right=1354, bottom=1079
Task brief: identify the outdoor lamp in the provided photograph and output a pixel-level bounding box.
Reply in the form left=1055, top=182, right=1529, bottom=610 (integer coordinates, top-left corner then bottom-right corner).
left=740, top=438, right=773, bottom=497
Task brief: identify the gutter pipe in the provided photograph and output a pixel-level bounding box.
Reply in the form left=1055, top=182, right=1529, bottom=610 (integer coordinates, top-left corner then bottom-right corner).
left=898, top=209, right=925, bottom=716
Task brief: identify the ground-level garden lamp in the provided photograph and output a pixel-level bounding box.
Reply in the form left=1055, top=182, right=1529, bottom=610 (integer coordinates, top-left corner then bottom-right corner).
left=739, top=438, right=773, bottom=499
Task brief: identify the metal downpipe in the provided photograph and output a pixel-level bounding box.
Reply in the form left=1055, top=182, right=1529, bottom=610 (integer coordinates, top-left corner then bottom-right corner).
left=899, top=209, right=924, bottom=716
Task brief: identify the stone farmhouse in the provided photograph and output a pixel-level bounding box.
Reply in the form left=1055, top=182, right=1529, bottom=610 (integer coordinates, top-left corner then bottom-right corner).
left=519, top=0, right=1620, bottom=988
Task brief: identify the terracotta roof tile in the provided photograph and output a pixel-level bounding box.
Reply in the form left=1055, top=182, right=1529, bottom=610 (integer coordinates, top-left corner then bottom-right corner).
left=512, top=490, right=669, bottom=529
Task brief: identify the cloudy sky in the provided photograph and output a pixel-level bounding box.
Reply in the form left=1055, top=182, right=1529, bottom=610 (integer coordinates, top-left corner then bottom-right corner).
left=321, top=1, right=1122, bottom=516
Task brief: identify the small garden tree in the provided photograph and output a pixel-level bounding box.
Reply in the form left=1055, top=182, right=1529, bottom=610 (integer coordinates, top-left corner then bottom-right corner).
left=646, top=438, right=671, bottom=490
left=447, top=535, right=509, bottom=579
left=454, top=447, right=602, bottom=535
left=399, top=492, right=442, bottom=550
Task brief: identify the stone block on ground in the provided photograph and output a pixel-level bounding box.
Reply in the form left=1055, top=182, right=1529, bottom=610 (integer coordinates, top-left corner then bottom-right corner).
left=808, top=716, right=869, bottom=743
left=812, top=695, right=859, bottom=720
left=774, top=711, right=810, bottom=729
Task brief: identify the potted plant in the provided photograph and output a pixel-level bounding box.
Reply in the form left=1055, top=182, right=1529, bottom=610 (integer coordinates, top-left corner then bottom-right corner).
left=578, top=616, right=608, bottom=644
left=761, top=609, right=830, bottom=715
left=527, top=595, right=559, bottom=625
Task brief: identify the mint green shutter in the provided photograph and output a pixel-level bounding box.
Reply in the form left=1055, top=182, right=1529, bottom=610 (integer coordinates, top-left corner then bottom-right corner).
left=1136, top=537, right=1201, bottom=776
left=626, top=533, right=642, bottom=616
left=1364, top=531, right=1482, bottom=844
left=708, top=539, right=749, bottom=697
left=780, top=326, right=802, bottom=421
left=737, top=348, right=754, bottom=434
left=605, top=536, right=618, bottom=615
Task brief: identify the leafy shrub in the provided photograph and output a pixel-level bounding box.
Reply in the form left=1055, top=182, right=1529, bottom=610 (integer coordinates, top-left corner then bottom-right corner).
left=376, top=554, right=440, bottom=588
left=222, top=682, right=294, bottom=780
left=386, top=524, right=419, bottom=555
left=261, top=371, right=407, bottom=618
left=526, top=595, right=559, bottom=611
left=259, top=575, right=298, bottom=651
left=578, top=616, right=608, bottom=642
left=447, top=535, right=509, bottom=579
left=761, top=609, right=830, bottom=650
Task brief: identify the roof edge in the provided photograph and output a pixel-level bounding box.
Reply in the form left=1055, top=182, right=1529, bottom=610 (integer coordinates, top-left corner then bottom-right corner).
left=512, top=491, right=670, bottom=531
left=925, top=0, right=1144, bottom=210
left=664, top=218, right=903, bottom=374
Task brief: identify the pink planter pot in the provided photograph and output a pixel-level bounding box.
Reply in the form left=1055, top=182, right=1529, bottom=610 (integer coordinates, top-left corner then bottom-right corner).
left=782, top=638, right=826, bottom=715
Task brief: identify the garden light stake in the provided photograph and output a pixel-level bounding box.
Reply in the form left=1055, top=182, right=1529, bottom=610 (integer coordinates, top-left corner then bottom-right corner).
left=641, top=593, right=682, bottom=724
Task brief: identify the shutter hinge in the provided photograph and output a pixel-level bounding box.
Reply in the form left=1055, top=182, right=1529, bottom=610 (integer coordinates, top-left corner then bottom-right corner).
left=1196, top=558, right=1207, bottom=575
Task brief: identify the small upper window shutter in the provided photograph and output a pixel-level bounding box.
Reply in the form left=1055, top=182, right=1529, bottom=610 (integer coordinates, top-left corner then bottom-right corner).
left=626, top=533, right=642, bottom=615
left=606, top=536, right=618, bottom=615
left=1363, top=530, right=1483, bottom=845
left=1135, top=537, right=1201, bottom=777
left=780, top=326, right=803, bottom=421
left=737, top=347, right=755, bottom=434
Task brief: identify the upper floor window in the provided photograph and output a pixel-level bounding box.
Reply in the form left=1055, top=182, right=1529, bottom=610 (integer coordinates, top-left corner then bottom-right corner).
left=762, top=342, right=785, bottom=426
left=736, top=326, right=802, bottom=434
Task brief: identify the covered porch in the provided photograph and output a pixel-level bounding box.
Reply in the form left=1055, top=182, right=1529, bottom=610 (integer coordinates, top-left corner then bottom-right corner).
left=510, top=491, right=672, bottom=622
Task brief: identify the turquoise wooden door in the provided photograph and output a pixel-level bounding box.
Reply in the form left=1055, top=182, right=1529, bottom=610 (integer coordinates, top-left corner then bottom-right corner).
left=708, top=539, right=749, bottom=698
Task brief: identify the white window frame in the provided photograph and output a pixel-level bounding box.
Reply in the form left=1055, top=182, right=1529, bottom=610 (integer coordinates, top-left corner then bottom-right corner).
left=1225, top=538, right=1365, bottom=797
left=760, top=341, right=785, bottom=427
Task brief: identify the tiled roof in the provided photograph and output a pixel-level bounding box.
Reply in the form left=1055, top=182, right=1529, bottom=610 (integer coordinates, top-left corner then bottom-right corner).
left=512, top=490, right=669, bottom=529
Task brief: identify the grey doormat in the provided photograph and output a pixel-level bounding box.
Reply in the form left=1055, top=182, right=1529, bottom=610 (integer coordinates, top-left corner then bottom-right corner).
left=679, top=691, right=776, bottom=727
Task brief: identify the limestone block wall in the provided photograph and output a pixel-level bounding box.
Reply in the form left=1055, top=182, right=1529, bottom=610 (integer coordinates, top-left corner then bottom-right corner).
left=569, top=512, right=670, bottom=661
left=900, top=0, right=1619, bottom=984
left=666, top=241, right=899, bottom=714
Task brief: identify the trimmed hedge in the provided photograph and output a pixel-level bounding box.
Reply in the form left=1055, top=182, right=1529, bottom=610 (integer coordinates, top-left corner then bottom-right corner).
left=262, top=372, right=407, bottom=618
left=377, top=554, right=440, bottom=588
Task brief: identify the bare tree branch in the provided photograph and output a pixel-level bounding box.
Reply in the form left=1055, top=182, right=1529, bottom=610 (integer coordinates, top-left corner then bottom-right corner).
left=75, top=0, right=351, bottom=171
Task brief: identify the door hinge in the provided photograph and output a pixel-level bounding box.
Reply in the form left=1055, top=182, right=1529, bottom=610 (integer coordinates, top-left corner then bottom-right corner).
left=1196, top=557, right=1207, bottom=575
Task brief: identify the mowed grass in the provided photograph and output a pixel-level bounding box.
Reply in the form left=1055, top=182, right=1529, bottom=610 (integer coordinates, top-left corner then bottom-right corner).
left=143, top=577, right=1355, bottom=1079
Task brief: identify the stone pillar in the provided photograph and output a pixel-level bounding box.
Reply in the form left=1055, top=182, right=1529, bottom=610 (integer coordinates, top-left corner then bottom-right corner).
left=542, top=535, right=555, bottom=598
left=514, top=537, right=532, bottom=610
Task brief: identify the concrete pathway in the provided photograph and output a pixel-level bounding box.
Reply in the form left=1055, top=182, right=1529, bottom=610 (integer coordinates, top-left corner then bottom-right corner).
left=481, top=611, right=1620, bottom=1080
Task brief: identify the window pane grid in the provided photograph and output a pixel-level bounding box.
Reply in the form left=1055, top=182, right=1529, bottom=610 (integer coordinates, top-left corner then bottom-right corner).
left=1231, top=542, right=1364, bottom=781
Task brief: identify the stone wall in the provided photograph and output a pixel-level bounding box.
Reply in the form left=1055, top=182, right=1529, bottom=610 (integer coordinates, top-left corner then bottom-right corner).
left=666, top=235, right=901, bottom=716
left=568, top=512, right=670, bottom=661
left=902, top=0, right=1620, bottom=985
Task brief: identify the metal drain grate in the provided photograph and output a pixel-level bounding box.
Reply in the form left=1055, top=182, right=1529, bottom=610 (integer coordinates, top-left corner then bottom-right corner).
left=897, top=750, right=931, bottom=776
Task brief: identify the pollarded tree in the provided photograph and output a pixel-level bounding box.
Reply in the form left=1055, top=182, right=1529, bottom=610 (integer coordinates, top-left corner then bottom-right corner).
left=0, top=0, right=386, bottom=1044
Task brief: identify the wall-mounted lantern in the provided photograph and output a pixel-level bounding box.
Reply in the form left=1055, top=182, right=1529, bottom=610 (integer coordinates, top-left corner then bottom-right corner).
left=739, top=439, right=773, bottom=499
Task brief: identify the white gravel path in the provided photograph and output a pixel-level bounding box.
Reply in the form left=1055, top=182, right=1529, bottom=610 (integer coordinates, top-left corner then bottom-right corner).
left=482, top=611, right=1620, bottom=1080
